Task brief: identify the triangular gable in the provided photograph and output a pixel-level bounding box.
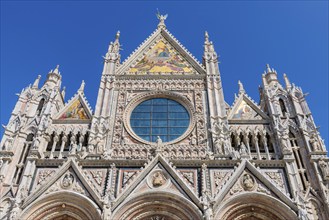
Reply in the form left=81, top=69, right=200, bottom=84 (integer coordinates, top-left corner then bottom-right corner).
left=113, top=154, right=202, bottom=210
left=212, top=160, right=297, bottom=212
left=118, top=28, right=205, bottom=75
left=228, top=94, right=269, bottom=122
left=54, top=93, right=92, bottom=122
left=22, top=158, right=102, bottom=209
left=129, top=40, right=194, bottom=74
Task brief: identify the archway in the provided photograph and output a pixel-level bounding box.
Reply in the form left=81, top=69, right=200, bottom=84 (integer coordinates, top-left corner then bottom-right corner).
left=112, top=191, right=203, bottom=220
left=20, top=191, right=101, bottom=220
left=214, top=193, right=297, bottom=220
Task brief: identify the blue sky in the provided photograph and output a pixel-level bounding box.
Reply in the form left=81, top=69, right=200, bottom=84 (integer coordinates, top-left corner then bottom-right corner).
left=1, top=1, right=328, bottom=149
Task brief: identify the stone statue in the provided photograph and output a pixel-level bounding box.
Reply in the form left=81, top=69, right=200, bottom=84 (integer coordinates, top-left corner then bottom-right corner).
left=69, top=143, right=77, bottom=155
left=319, top=160, right=329, bottom=181
left=214, top=138, right=223, bottom=155
left=310, top=138, right=321, bottom=151
left=3, top=137, right=13, bottom=151
left=239, top=142, right=248, bottom=157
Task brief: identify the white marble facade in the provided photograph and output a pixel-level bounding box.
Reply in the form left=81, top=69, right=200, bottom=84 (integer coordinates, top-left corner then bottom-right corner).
left=1, top=16, right=329, bottom=220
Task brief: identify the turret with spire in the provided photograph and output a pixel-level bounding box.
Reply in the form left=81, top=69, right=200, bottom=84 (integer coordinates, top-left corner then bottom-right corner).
left=44, top=65, right=62, bottom=88
left=32, top=75, right=41, bottom=89
left=102, top=31, right=121, bottom=75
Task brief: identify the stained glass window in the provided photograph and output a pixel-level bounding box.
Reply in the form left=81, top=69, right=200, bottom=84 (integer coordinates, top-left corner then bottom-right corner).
left=130, top=98, right=190, bottom=142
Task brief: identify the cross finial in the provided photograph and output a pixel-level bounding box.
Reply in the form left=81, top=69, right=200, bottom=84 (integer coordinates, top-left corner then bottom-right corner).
left=156, top=9, right=168, bottom=29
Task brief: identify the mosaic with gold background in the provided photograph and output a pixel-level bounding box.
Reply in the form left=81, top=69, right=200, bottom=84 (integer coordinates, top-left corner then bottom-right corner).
left=59, top=99, right=89, bottom=120
left=129, top=41, right=193, bottom=74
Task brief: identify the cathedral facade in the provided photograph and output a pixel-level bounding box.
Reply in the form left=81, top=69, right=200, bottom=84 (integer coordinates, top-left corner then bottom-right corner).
left=1, top=15, right=329, bottom=220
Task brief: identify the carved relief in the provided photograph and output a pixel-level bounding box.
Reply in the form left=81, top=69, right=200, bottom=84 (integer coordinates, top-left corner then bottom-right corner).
left=147, top=169, right=170, bottom=189
left=241, top=173, right=255, bottom=191
left=61, top=173, right=74, bottom=189
left=36, top=169, right=56, bottom=186
left=152, top=171, right=166, bottom=187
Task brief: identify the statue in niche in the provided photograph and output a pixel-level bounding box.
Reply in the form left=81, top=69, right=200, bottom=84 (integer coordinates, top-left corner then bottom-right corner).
left=97, top=139, right=105, bottom=154
left=3, top=137, right=13, bottom=151
left=242, top=174, right=254, bottom=190
left=319, top=160, right=329, bottom=181
left=223, top=139, right=232, bottom=156
left=152, top=171, right=166, bottom=187
left=69, top=143, right=77, bottom=155
left=239, top=142, right=248, bottom=157
left=310, top=137, right=321, bottom=151
left=214, top=138, right=223, bottom=155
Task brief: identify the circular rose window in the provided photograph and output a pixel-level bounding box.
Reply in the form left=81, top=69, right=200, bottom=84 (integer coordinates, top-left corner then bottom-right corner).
left=130, top=98, right=190, bottom=143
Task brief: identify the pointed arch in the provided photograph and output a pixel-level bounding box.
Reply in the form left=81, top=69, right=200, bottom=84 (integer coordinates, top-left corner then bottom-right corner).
left=20, top=191, right=101, bottom=220
left=112, top=191, right=202, bottom=220
left=214, top=192, right=297, bottom=220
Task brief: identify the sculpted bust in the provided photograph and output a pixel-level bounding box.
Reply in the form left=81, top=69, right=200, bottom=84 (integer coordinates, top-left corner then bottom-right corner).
left=242, top=174, right=255, bottom=191
left=152, top=171, right=166, bottom=187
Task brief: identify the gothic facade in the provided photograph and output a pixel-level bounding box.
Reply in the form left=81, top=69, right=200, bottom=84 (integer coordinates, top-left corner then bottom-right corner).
left=1, top=16, right=329, bottom=220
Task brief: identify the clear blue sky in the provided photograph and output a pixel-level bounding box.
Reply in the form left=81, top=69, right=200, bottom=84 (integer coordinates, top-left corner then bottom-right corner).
left=1, top=1, right=328, bottom=150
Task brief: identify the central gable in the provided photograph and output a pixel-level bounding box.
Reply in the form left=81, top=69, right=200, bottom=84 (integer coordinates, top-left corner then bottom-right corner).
left=129, top=40, right=193, bottom=74
left=118, top=28, right=205, bottom=75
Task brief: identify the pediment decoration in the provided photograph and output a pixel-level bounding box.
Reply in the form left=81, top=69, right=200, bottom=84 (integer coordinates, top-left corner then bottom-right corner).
left=261, top=169, right=289, bottom=195
left=32, top=168, right=57, bottom=191
left=22, top=159, right=102, bottom=209
left=84, top=168, right=108, bottom=196
left=113, top=154, right=202, bottom=210
left=118, top=28, right=205, bottom=75
left=177, top=169, right=198, bottom=194
left=53, top=93, right=92, bottom=123
left=117, top=169, right=140, bottom=193
left=212, top=160, right=297, bottom=212
left=229, top=94, right=269, bottom=122
left=209, top=169, right=234, bottom=197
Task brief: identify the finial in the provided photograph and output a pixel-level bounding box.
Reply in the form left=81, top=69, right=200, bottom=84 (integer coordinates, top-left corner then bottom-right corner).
left=205, top=31, right=209, bottom=44
left=266, top=64, right=271, bottom=73
left=156, top=9, right=168, bottom=29
left=52, top=65, right=60, bottom=75
left=78, top=80, right=85, bottom=93
left=238, top=80, right=245, bottom=94
left=107, top=31, right=121, bottom=54
left=283, top=73, right=291, bottom=89
left=61, top=86, right=66, bottom=99
left=32, top=75, right=41, bottom=88
left=115, top=31, right=120, bottom=40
